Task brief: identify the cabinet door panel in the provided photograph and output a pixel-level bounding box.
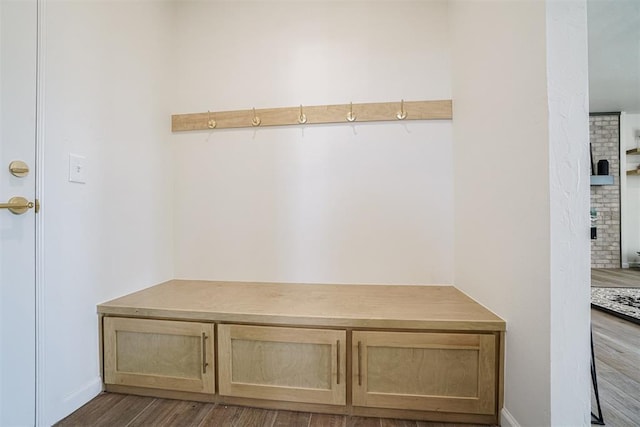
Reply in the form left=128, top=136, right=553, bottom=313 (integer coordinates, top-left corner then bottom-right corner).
left=218, top=325, right=346, bottom=405
left=353, top=331, right=496, bottom=415
left=231, top=339, right=332, bottom=389
left=104, top=317, right=214, bottom=393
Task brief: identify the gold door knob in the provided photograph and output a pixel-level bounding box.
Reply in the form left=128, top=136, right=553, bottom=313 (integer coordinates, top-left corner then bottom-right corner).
left=0, top=196, right=35, bottom=215
left=9, top=160, right=29, bottom=177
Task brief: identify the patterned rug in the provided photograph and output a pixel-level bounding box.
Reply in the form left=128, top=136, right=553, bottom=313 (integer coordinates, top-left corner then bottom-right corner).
left=591, top=287, right=640, bottom=325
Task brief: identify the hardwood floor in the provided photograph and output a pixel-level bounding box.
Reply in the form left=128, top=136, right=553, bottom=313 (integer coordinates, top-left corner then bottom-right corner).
left=591, top=268, right=640, bottom=288
left=591, top=268, right=640, bottom=426
left=54, top=396, right=490, bottom=427
left=55, top=269, right=640, bottom=426
left=592, top=309, right=640, bottom=426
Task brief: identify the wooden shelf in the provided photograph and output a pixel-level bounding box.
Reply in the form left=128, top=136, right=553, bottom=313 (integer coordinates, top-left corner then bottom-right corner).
left=171, top=100, right=452, bottom=132
left=627, top=169, right=640, bottom=176
left=627, top=148, right=640, bottom=155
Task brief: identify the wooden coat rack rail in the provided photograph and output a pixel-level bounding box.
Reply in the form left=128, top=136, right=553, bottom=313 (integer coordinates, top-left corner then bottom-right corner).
left=171, top=100, right=452, bottom=132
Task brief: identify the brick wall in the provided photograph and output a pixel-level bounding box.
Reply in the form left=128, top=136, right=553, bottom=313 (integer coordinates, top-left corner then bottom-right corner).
left=590, top=114, right=620, bottom=268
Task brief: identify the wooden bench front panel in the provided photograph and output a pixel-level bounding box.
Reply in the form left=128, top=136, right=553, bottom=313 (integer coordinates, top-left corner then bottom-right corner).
left=218, top=324, right=346, bottom=406
left=352, top=331, right=497, bottom=415
left=103, top=317, right=215, bottom=394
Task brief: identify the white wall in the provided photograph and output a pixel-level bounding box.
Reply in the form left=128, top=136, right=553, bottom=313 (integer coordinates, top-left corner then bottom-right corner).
left=546, top=1, right=591, bottom=424
left=450, top=1, right=590, bottom=425
left=41, top=1, right=175, bottom=424
left=37, top=1, right=593, bottom=425
left=621, top=113, right=640, bottom=266
left=172, top=1, right=454, bottom=284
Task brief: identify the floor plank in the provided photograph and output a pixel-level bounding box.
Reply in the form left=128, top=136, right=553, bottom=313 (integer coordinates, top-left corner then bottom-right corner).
left=128, top=399, right=213, bottom=427
left=591, top=268, right=640, bottom=287
left=347, top=416, right=381, bottom=427
left=198, top=405, right=244, bottom=427
left=597, top=376, right=640, bottom=426
left=98, top=395, right=156, bottom=427
left=55, top=393, right=129, bottom=426
left=273, top=410, right=311, bottom=427
left=56, top=394, right=155, bottom=427
left=308, top=413, right=346, bottom=427
left=591, top=268, right=640, bottom=427
left=416, top=424, right=457, bottom=427
left=416, top=424, right=463, bottom=427
left=234, top=407, right=278, bottom=427
left=381, top=419, right=417, bottom=427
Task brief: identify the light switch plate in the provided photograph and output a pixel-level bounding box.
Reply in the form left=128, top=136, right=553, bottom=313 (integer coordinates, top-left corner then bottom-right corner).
left=69, top=154, right=86, bottom=183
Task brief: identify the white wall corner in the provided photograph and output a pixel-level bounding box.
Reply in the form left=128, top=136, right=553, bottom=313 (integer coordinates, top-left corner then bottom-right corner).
left=48, top=377, right=102, bottom=426
left=501, top=407, right=522, bottom=427
left=42, top=0, right=176, bottom=423
left=546, top=0, right=591, bottom=425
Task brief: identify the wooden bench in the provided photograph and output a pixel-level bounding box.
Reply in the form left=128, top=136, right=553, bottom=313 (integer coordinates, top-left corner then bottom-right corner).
left=98, top=280, right=505, bottom=424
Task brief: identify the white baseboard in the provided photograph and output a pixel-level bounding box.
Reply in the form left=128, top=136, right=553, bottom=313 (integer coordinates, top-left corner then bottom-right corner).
left=501, top=407, right=522, bottom=427
left=47, top=377, right=102, bottom=426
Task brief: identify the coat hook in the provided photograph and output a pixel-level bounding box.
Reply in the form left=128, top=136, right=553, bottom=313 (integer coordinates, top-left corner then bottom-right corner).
left=252, top=108, right=261, bottom=127
left=298, top=105, right=307, bottom=124
left=346, top=102, right=356, bottom=122
left=207, top=110, right=217, bottom=129
left=396, top=100, right=407, bottom=120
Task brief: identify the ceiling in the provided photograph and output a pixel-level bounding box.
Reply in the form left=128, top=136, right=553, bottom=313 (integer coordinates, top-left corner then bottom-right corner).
left=588, top=0, right=640, bottom=113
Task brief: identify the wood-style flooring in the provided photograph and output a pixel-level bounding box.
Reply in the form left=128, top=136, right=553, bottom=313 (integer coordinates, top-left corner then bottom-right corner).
left=591, top=268, right=640, bottom=426
left=54, top=269, right=640, bottom=426
left=592, top=310, right=640, bottom=426
left=54, top=395, right=487, bottom=427
left=591, top=268, right=640, bottom=288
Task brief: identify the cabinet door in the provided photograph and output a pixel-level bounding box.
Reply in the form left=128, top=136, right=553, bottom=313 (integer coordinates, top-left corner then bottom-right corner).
left=352, top=331, right=496, bottom=415
left=103, top=317, right=215, bottom=393
left=218, top=324, right=346, bottom=405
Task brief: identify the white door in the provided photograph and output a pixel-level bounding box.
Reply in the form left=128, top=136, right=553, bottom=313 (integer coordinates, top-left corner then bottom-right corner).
left=0, top=0, right=38, bottom=425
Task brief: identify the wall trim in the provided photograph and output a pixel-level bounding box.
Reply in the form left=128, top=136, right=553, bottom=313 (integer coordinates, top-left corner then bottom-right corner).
left=501, top=408, right=522, bottom=427
left=48, top=377, right=102, bottom=425
left=35, top=0, right=46, bottom=425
